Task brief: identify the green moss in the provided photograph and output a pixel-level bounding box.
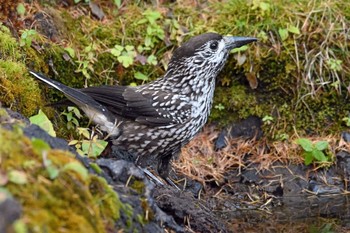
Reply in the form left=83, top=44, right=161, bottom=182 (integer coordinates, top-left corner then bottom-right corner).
left=0, top=126, right=122, bottom=233
left=0, top=60, right=43, bottom=116
left=0, top=25, right=45, bottom=117
left=0, top=24, right=21, bottom=60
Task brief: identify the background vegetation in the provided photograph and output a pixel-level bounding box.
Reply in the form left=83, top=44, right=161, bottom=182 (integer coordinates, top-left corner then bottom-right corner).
left=1, top=0, right=349, bottom=139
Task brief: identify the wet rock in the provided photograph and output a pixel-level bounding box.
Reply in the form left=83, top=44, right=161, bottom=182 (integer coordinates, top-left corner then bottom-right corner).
left=215, top=116, right=263, bottom=150
left=153, top=187, right=228, bottom=233
left=308, top=180, right=342, bottom=195
left=336, top=151, right=350, bottom=178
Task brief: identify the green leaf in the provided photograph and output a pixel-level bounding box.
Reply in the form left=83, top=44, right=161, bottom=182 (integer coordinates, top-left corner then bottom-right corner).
left=63, top=162, right=88, bottom=180
left=13, top=219, right=28, bottom=233
left=312, top=150, right=328, bottom=162
left=29, top=110, right=56, bottom=137
left=304, top=152, right=314, bottom=165
left=82, top=140, right=108, bottom=157
left=147, top=55, right=158, bottom=65
left=46, top=166, right=59, bottom=180
left=111, top=48, right=121, bottom=57
left=231, top=45, right=249, bottom=53
left=143, top=10, right=162, bottom=24
left=64, top=47, right=75, bottom=58
left=77, top=127, right=90, bottom=139
left=16, top=3, right=26, bottom=16
left=117, top=55, right=134, bottom=68
left=296, top=138, right=313, bottom=152
left=134, top=72, right=148, bottom=81
left=114, top=0, right=121, bottom=8
left=125, top=45, right=134, bottom=52
left=278, top=28, right=289, bottom=41
left=31, top=138, right=51, bottom=155
left=287, top=25, right=300, bottom=34
left=315, top=141, right=329, bottom=151
left=8, top=170, right=27, bottom=185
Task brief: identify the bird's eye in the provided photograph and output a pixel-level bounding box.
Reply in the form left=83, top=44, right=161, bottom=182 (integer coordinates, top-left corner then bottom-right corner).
left=210, top=41, right=218, bottom=50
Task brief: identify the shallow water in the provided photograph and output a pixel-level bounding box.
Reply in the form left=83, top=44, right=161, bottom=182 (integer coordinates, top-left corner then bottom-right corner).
left=223, top=195, right=350, bottom=232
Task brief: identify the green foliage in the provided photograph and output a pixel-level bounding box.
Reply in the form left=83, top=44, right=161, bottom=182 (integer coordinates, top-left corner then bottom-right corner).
left=62, top=107, right=82, bottom=130
left=75, top=44, right=97, bottom=81
left=12, top=0, right=350, bottom=137
left=19, top=29, right=38, bottom=48
left=134, top=71, right=149, bottom=82
left=16, top=3, right=26, bottom=17
left=137, top=9, right=165, bottom=48
left=29, top=110, right=56, bottom=137
left=295, top=138, right=331, bottom=165
left=262, top=115, right=274, bottom=125
left=13, top=219, right=28, bottom=233
left=110, top=45, right=136, bottom=68
left=68, top=127, right=108, bottom=158
left=214, top=103, right=225, bottom=111
left=342, top=117, right=350, bottom=127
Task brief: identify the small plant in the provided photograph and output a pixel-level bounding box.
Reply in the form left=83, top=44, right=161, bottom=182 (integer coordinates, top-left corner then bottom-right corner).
left=61, top=107, right=82, bottom=130
left=134, top=71, right=149, bottom=82
left=19, top=29, right=38, bottom=47
left=214, top=103, right=225, bottom=111
left=327, top=58, right=343, bottom=72
left=342, top=116, right=350, bottom=127
left=262, top=115, right=274, bottom=125
left=16, top=3, right=26, bottom=17
left=295, top=138, right=331, bottom=165
left=137, top=9, right=165, bottom=49
left=274, top=133, right=289, bottom=141
left=110, top=45, right=137, bottom=68
left=75, top=43, right=97, bottom=82
left=69, top=127, right=108, bottom=157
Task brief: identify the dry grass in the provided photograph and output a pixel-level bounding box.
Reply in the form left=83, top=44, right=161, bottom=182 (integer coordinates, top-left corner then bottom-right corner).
left=173, top=126, right=349, bottom=186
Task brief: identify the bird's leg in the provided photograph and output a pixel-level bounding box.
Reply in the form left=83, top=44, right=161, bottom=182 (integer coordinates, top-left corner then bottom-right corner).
left=157, top=151, right=180, bottom=190
left=138, top=166, right=165, bottom=186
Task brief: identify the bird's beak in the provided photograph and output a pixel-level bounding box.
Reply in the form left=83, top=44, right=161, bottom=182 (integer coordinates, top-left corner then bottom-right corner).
left=223, top=36, right=257, bottom=50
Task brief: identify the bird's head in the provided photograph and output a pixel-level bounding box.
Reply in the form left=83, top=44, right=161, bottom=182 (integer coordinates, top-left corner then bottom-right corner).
left=166, top=33, right=256, bottom=78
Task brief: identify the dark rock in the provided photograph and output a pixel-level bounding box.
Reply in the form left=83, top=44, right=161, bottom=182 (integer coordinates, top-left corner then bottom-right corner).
left=215, top=116, right=263, bottom=150
left=97, top=158, right=183, bottom=233
left=153, top=187, right=228, bottom=233
left=0, top=197, right=21, bottom=233
left=229, top=116, right=263, bottom=139
left=215, top=129, right=228, bottom=150
left=342, top=132, right=350, bottom=142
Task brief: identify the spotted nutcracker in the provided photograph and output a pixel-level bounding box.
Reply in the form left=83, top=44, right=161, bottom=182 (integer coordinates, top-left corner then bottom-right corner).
left=30, top=33, right=256, bottom=181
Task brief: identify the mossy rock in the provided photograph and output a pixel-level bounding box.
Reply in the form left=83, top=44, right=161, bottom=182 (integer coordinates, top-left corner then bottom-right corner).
left=0, top=25, right=44, bottom=117
left=0, top=126, right=121, bottom=232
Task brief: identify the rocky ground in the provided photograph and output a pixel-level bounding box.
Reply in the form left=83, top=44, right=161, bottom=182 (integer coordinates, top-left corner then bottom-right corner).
left=1, top=108, right=350, bottom=232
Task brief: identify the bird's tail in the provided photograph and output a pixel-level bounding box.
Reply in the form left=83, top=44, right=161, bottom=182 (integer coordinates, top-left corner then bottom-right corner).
left=29, top=71, right=117, bottom=133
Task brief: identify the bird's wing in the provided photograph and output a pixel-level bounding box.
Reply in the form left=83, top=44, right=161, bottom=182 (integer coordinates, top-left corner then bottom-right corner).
left=82, top=86, right=192, bottom=127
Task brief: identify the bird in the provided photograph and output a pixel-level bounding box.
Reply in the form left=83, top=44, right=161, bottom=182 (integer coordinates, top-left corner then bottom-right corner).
left=29, top=32, right=256, bottom=182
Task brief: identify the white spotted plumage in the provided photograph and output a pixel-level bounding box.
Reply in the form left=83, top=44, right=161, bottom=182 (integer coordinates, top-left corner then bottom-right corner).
left=30, top=32, right=256, bottom=178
